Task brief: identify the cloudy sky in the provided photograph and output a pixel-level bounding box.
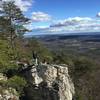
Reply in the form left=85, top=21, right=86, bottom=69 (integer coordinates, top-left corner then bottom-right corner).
left=1, top=0, right=100, bottom=35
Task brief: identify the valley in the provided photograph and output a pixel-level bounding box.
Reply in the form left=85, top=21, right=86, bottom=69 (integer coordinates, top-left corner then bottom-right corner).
left=37, top=34, right=100, bottom=62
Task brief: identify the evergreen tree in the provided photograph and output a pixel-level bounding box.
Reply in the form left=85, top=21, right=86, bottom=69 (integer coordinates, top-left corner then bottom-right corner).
left=0, top=1, right=30, bottom=50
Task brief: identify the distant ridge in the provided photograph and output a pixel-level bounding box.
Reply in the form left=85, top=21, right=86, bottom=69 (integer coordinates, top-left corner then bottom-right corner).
left=24, top=32, right=100, bottom=38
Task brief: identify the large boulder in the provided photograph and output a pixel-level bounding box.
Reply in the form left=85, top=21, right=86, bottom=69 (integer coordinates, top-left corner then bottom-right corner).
left=25, top=64, right=75, bottom=100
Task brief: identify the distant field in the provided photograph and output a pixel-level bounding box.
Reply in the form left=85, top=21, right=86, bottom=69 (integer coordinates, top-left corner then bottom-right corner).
left=37, top=34, right=100, bottom=62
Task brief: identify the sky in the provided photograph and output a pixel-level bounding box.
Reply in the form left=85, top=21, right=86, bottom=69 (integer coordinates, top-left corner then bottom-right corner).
left=1, top=0, right=100, bottom=35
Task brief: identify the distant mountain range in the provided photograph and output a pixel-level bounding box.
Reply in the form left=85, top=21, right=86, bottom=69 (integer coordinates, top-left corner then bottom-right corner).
left=25, top=32, right=100, bottom=38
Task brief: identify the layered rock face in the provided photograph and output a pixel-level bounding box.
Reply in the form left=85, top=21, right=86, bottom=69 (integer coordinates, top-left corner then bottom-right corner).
left=26, top=64, right=75, bottom=100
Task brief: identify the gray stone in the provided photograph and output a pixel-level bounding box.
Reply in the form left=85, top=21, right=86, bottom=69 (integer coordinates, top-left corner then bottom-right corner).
left=29, top=64, right=75, bottom=100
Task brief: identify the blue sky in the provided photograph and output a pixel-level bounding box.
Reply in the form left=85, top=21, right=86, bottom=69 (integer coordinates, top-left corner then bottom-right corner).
left=31, top=0, right=100, bottom=18
left=2, top=0, right=100, bottom=35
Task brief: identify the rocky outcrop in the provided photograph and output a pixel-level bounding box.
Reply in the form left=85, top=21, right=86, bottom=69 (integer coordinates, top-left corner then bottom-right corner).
left=0, top=74, right=19, bottom=100
left=25, top=64, right=75, bottom=100
left=0, top=73, right=7, bottom=81
left=0, top=87, right=19, bottom=100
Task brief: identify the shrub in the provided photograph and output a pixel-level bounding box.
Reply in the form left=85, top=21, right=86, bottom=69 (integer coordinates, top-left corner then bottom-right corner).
left=7, top=76, right=27, bottom=95
left=73, top=57, right=95, bottom=76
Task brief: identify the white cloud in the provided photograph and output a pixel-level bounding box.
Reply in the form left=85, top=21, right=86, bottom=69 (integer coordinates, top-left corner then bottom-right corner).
left=1, top=0, right=33, bottom=11
left=31, top=17, right=100, bottom=35
left=51, top=17, right=92, bottom=27
left=32, top=12, right=51, bottom=22
left=67, top=17, right=92, bottom=21
left=96, top=12, right=100, bottom=17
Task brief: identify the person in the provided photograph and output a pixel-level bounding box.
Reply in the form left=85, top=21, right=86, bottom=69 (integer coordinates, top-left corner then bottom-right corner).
left=32, top=51, right=38, bottom=65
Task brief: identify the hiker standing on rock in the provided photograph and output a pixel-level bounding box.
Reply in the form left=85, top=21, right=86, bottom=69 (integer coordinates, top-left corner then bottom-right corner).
left=32, top=51, right=38, bottom=65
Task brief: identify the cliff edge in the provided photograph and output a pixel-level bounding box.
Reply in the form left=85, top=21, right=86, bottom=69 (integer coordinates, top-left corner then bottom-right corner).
left=24, top=64, right=75, bottom=100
